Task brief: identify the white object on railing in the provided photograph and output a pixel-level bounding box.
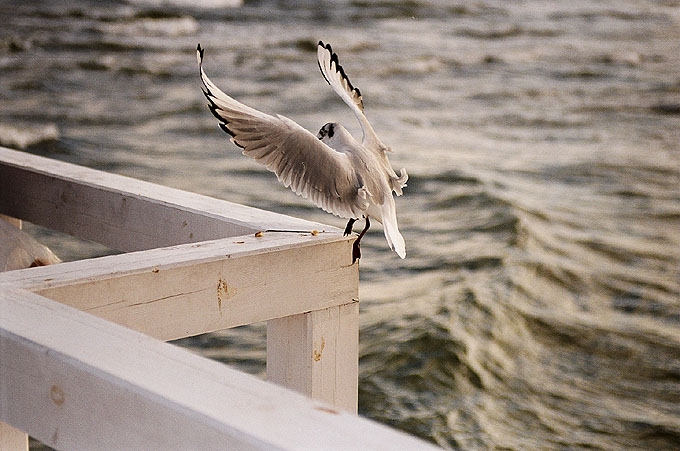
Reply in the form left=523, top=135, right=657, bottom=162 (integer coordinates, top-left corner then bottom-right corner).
left=0, top=218, right=61, bottom=271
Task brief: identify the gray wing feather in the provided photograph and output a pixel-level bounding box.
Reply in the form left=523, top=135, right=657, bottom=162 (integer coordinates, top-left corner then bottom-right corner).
left=198, top=45, right=368, bottom=219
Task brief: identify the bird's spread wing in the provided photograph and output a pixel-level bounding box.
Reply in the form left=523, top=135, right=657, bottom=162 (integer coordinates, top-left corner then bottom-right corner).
left=317, top=41, right=388, bottom=153
left=197, top=45, right=368, bottom=219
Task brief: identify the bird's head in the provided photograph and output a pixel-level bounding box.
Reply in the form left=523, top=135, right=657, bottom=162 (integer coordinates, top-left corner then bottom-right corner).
left=317, top=122, right=336, bottom=140
left=317, top=122, right=355, bottom=147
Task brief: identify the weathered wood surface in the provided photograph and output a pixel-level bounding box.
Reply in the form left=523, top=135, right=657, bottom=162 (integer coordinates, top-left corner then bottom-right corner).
left=267, top=302, right=359, bottom=413
left=0, top=146, right=333, bottom=251
left=0, top=289, right=439, bottom=451
left=0, top=232, right=358, bottom=341
left=0, top=422, right=28, bottom=451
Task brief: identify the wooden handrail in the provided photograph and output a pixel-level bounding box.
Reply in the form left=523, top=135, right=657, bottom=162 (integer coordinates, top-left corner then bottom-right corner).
left=0, top=147, right=438, bottom=450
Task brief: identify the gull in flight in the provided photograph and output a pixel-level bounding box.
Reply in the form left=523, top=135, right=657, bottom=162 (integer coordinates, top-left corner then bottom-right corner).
left=197, top=41, right=407, bottom=261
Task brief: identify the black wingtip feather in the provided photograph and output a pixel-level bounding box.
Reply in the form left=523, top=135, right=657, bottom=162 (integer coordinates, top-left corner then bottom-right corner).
left=218, top=123, right=245, bottom=149
left=318, top=41, right=363, bottom=110
left=196, top=44, right=243, bottom=149
left=317, top=41, right=332, bottom=85
left=332, top=53, right=355, bottom=92
left=318, top=60, right=331, bottom=86
left=201, top=86, right=228, bottom=124
left=319, top=41, right=332, bottom=53
left=201, top=87, right=217, bottom=108
left=207, top=102, right=225, bottom=123
left=218, top=122, right=235, bottom=138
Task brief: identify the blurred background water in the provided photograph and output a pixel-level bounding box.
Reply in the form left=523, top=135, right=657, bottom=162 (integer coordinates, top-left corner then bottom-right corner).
left=1, top=0, right=679, bottom=449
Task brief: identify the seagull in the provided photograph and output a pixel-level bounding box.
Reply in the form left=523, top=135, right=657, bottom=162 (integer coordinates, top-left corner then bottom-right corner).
left=197, top=41, right=407, bottom=261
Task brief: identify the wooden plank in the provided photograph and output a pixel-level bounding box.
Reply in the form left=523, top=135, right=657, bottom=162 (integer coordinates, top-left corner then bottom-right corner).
left=266, top=302, right=359, bottom=413
left=267, top=313, right=309, bottom=394
left=0, top=422, right=28, bottom=451
left=0, top=288, right=439, bottom=451
left=0, top=146, right=332, bottom=251
left=0, top=233, right=358, bottom=341
left=330, top=301, right=360, bottom=412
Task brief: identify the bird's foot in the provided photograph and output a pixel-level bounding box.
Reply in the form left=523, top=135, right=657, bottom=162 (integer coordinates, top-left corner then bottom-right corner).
left=351, top=216, right=370, bottom=263
left=352, top=240, right=361, bottom=263
left=344, top=218, right=357, bottom=237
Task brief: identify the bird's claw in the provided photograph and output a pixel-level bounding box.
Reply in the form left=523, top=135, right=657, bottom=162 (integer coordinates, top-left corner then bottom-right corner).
left=344, top=218, right=357, bottom=236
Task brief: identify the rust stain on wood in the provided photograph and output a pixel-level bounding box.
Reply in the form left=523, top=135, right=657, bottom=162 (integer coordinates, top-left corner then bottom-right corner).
left=217, top=279, right=235, bottom=314
left=312, top=336, right=326, bottom=362
left=314, top=405, right=339, bottom=415
left=50, top=385, right=65, bottom=406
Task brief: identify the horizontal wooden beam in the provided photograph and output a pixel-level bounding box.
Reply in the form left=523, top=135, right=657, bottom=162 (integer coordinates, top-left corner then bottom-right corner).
left=0, top=289, right=438, bottom=451
left=0, top=146, right=331, bottom=252
left=0, top=232, right=358, bottom=341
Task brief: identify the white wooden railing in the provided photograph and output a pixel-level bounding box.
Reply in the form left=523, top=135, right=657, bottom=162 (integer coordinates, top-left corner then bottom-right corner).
left=0, top=147, right=437, bottom=450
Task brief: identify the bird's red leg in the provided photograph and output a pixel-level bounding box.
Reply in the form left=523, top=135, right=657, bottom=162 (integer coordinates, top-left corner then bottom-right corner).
left=352, top=217, right=370, bottom=263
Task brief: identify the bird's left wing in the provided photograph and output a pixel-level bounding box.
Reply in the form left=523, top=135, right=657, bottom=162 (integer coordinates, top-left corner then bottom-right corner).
left=197, top=44, right=369, bottom=219
left=317, top=41, right=388, bottom=153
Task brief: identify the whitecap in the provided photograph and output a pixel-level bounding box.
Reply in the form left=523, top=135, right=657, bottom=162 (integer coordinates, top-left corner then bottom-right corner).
left=103, top=16, right=199, bottom=37
left=128, top=0, right=242, bottom=8
left=0, top=123, right=60, bottom=150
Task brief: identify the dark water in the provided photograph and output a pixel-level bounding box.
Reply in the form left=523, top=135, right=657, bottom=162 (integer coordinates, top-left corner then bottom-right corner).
left=2, top=0, right=679, bottom=449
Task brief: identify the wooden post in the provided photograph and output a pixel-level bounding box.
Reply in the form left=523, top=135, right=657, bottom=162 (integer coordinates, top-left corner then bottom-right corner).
left=0, top=422, right=28, bottom=451
left=266, top=301, right=359, bottom=413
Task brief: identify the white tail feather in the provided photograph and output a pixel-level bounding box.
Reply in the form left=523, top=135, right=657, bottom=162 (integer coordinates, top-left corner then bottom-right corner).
left=380, top=196, right=406, bottom=259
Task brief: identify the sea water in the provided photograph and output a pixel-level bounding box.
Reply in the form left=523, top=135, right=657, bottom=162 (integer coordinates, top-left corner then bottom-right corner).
left=1, top=1, right=679, bottom=448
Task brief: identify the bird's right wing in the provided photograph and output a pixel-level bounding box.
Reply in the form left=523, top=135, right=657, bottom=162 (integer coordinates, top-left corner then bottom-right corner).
left=198, top=45, right=368, bottom=219
left=317, top=41, right=388, bottom=153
